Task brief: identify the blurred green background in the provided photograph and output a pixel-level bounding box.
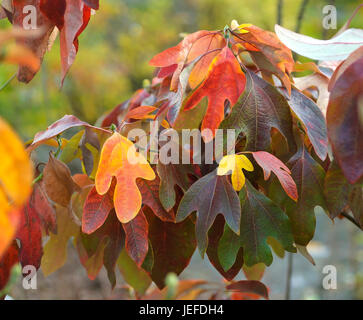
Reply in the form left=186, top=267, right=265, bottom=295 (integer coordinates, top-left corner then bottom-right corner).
left=0, top=0, right=361, bottom=140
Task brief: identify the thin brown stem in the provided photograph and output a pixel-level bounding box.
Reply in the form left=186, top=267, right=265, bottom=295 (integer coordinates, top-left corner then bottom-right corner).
left=277, top=0, right=284, bottom=26
left=341, top=212, right=362, bottom=230
left=285, top=252, right=293, bottom=300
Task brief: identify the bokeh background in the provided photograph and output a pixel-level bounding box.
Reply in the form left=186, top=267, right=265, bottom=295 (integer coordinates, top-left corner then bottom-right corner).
left=0, top=0, right=362, bottom=299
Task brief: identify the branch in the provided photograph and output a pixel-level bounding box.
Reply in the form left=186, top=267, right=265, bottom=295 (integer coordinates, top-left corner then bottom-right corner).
left=285, top=252, right=293, bottom=300
left=295, top=0, right=309, bottom=33
left=341, top=212, right=362, bottom=230
left=277, top=0, right=284, bottom=26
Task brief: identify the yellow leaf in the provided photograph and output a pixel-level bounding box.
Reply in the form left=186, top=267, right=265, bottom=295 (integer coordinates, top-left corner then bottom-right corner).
left=217, top=154, right=254, bottom=191
left=0, top=117, right=33, bottom=257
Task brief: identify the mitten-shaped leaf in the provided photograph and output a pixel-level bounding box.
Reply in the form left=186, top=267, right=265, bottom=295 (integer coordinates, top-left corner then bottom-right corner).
left=176, top=170, right=241, bottom=256
left=95, top=132, right=155, bottom=223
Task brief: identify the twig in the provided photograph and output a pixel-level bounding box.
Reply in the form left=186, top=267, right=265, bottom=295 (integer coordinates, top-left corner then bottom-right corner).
left=293, top=0, right=309, bottom=60
left=285, top=252, right=293, bottom=300
left=341, top=212, right=362, bottom=230
left=0, top=73, right=16, bottom=91
left=277, top=0, right=284, bottom=26
left=295, top=0, right=309, bottom=33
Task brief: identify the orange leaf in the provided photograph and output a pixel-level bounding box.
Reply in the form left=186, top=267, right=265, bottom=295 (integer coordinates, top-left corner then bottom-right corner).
left=233, top=25, right=294, bottom=95
left=184, top=47, right=246, bottom=140
left=95, top=132, right=155, bottom=223
left=150, top=30, right=225, bottom=90
left=0, top=117, right=33, bottom=258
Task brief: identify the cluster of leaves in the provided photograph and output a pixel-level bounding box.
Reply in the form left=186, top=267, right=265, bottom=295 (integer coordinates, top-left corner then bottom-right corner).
left=0, top=3, right=362, bottom=299
left=0, top=0, right=99, bottom=83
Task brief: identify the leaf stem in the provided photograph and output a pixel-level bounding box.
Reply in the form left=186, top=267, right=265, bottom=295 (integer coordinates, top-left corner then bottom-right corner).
left=0, top=73, right=16, bottom=91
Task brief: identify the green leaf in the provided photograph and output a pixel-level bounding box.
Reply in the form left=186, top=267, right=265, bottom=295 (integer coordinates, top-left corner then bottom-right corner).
left=324, top=160, right=350, bottom=219
left=157, top=162, right=195, bottom=211
left=117, top=249, right=151, bottom=295
left=176, top=169, right=241, bottom=256
left=218, top=180, right=296, bottom=267
left=206, top=216, right=243, bottom=281
left=285, top=141, right=326, bottom=245
left=348, top=185, right=363, bottom=228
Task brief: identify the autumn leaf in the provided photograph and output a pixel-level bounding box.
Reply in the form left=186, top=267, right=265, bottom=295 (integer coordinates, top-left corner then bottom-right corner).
left=206, top=215, right=243, bottom=281
left=251, top=151, right=298, bottom=201
left=145, top=208, right=196, bottom=289
left=218, top=180, right=296, bottom=267
left=95, top=132, right=155, bottom=223
left=217, top=154, right=254, bottom=191
left=82, top=184, right=114, bottom=234
left=41, top=205, right=79, bottom=276
left=16, top=202, right=44, bottom=270
left=78, top=210, right=125, bottom=287
left=29, top=114, right=110, bottom=151
left=0, top=242, right=18, bottom=293
left=285, top=141, right=326, bottom=246
left=176, top=169, right=241, bottom=256
left=327, top=56, right=363, bottom=184
left=324, top=161, right=351, bottom=219
left=243, top=263, right=265, bottom=281
left=156, top=162, right=195, bottom=211
left=122, top=209, right=148, bottom=267
left=117, top=248, right=151, bottom=295
left=150, top=30, right=225, bottom=91
left=0, top=117, right=33, bottom=258
left=137, top=176, right=175, bottom=222
left=183, top=46, right=246, bottom=140
left=285, top=87, right=328, bottom=161
left=219, top=69, right=295, bottom=152
left=227, top=280, right=269, bottom=300
left=234, top=24, right=294, bottom=95
left=40, top=0, right=92, bottom=84
left=328, top=46, right=363, bottom=91
left=43, top=153, right=80, bottom=207
left=12, top=0, right=55, bottom=82
left=15, top=182, right=56, bottom=270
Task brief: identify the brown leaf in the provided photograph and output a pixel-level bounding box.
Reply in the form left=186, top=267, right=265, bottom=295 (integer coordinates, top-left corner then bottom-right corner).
left=43, top=153, right=80, bottom=207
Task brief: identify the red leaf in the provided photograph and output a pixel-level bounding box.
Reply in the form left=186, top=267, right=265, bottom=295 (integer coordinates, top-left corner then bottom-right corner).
left=150, top=31, right=225, bottom=91
left=327, top=57, right=363, bottom=183
left=227, top=280, right=269, bottom=300
left=82, top=185, right=114, bottom=234
left=184, top=47, right=246, bottom=140
left=40, top=0, right=92, bottom=84
left=122, top=210, right=148, bottom=267
left=12, top=0, right=55, bottom=82
left=33, top=183, right=57, bottom=234
left=252, top=151, right=298, bottom=201
left=137, top=176, right=175, bottom=222
left=16, top=201, right=43, bottom=269
left=145, top=208, right=196, bottom=289
left=30, top=114, right=110, bottom=151
left=0, top=242, right=19, bottom=292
